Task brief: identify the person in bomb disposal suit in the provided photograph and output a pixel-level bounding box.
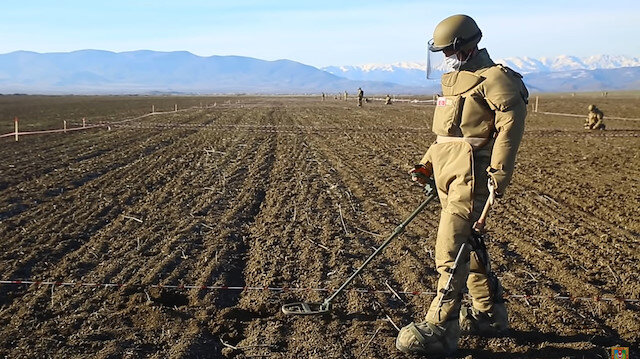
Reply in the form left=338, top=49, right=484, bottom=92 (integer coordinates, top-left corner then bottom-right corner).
left=397, top=14, right=528, bottom=356
left=585, top=104, right=605, bottom=130
left=385, top=94, right=392, bottom=105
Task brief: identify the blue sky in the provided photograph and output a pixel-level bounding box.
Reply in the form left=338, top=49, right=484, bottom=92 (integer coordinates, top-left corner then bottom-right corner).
left=2, top=0, right=638, bottom=67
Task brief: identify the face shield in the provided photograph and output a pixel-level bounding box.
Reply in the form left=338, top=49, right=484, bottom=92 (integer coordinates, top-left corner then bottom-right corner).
left=426, top=39, right=452, bottom=79
left=426, top=38, right=473, bottom=78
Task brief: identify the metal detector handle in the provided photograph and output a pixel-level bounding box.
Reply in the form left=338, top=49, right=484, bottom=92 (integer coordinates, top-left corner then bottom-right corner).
left=322, top=179, right=437, bottom=306
left=472, top=179, right=496, bottom=233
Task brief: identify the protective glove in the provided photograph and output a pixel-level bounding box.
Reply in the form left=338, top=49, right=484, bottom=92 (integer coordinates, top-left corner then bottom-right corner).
left=408, top=163, right=432, bottom=185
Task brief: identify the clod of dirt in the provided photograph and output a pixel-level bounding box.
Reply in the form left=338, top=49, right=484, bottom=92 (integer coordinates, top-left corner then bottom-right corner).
left=148, top=289, right=189, bottom=307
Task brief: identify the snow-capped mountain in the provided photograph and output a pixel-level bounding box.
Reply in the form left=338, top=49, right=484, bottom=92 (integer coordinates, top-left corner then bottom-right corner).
left=524, top=67, right=640, bottom=93
left=322, top=62, right=429, bottom=87
left=498, top=55, right=640, bottom=74
left=322, top=54, right=640, bottom=88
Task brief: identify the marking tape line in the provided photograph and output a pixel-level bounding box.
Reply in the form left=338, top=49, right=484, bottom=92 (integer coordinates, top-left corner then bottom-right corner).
left=1, top=280, right=637, bottom=303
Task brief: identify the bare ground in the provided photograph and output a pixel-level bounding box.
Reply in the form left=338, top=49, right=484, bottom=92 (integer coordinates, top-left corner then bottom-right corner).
left=0, top=95, right=638, bottom=358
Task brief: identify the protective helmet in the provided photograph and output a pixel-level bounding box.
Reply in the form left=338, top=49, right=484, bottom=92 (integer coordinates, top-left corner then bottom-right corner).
left=429, top=14, right=482, bottom=52
left=588, top=104, right=595, bottom=111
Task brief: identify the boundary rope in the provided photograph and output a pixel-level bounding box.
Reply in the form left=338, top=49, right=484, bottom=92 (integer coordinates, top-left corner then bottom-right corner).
left=74, top=122, right=640, bottom=137
left=1, top=280, right=637, bottom=304
left=538, top=111, right=640, bottom=121
left=4, top=105, right=640, bottom=140
left=0, top=106, right=205, bottom=139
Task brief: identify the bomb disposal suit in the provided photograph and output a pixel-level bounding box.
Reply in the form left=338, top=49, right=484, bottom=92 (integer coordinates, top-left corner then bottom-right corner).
left=396, top=14, right=528, bottom=355
left=585, top=104, right=605, bottom=130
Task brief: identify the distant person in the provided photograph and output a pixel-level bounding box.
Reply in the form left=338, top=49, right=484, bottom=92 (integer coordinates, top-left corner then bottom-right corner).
left=344, top=90, right=348, bottom=101
left=585, top=104, right=605, bottom=130
left=385, top=94, right=392, bottom=105
left=357, top=87, right=364, bottom=107
left=322, top=92, right=325, bottom=101
left=398, top=14, right=528, bottom=356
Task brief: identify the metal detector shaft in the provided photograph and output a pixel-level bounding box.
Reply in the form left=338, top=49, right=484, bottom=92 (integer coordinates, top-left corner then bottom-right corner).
left=322, top=184, right=438, bottom=306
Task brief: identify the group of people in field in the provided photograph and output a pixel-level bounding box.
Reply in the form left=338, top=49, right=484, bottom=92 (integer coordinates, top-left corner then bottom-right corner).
left=321, top=88, right=393, bottom=106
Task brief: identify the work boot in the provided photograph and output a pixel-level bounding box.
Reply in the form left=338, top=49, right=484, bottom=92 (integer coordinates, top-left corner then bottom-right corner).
left=395, top=319, right=459, bottom=356
left=459, top=302, right=508, bottom=336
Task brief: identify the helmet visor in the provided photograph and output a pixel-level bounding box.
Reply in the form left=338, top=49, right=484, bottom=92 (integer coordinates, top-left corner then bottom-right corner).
left=428, top=38, right=450, bottom=52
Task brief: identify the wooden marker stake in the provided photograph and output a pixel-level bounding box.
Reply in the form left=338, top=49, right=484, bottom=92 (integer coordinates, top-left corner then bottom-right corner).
left=14, top=117, right=18, bottom=142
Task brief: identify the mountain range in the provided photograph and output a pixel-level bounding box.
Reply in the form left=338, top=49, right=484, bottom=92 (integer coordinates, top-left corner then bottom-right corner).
left=0, top=50, right=639, bottom=94
left=0, top=50, right=422, bottom=95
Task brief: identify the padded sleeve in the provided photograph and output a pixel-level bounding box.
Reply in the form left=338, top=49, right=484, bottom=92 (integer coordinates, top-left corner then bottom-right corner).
left=482, top=67, right=529, bottom=194
left=487, top=101, right=527, bottom=194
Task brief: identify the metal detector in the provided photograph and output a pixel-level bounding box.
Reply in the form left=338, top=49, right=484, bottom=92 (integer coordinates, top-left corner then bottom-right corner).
left=282, top=179, right=438, bottom=315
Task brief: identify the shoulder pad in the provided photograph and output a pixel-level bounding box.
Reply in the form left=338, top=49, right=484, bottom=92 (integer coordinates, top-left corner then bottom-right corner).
left=441, top=71, right=484, bottom=96
left=497, top=64, right=524, bottom=78
left=480, top=65, right=528, bottom=111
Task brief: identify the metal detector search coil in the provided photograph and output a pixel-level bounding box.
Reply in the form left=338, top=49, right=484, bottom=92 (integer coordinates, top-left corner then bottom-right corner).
left=281, top=301, right=331, bottom=315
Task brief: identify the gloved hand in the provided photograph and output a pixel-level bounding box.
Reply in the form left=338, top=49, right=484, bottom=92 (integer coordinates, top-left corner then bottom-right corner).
left=408, top=163, right=432, bottom=185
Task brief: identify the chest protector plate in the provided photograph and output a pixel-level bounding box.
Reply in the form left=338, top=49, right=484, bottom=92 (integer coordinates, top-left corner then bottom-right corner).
left=433, top=71, right=495, bottom=139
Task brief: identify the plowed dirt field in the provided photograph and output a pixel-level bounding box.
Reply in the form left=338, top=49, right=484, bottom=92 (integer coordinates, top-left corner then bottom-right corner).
left=1, top=95, right=638, bottom=358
